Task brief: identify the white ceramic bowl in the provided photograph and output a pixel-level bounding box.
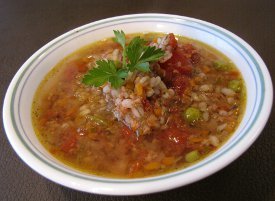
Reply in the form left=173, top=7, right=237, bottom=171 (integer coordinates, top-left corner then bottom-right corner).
left=3, top=14, right=273, bottom=195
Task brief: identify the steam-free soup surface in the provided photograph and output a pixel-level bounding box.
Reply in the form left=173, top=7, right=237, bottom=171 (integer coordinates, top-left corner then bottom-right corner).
left=32, top=32, right=245, bottom=178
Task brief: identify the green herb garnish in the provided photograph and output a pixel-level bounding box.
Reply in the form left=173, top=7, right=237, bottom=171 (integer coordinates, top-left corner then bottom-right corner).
left=113, top=30, right=127, bottom=68
left=82, top=30, right=165, bottom=88
left=82, top=60, right=128, bottom=89
left=126, top=36, right=164, bottom=72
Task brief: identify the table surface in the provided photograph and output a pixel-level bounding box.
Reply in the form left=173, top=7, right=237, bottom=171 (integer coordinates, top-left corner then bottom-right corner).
left=1, top=1, right=274, bottom=200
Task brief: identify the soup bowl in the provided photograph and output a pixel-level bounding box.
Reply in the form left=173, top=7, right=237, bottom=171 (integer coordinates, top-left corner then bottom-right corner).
left=3, top=14, right=273, bottom=195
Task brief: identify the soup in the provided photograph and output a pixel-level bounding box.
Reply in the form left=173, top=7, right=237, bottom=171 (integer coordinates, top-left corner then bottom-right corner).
left=32, top=32, right=246, bottom=178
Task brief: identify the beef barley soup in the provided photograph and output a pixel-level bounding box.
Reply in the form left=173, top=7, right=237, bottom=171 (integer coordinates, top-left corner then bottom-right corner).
left=32, top=31, right=246, bottom=178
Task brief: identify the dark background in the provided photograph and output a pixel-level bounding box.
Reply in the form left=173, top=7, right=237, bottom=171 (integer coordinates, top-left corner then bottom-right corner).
left=1, top=1, right=274, bottom=200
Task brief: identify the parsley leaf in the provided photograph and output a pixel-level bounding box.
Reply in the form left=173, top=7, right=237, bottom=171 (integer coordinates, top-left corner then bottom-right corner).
left=113, top=30, right=126, bottom=48
left=82, top=60, right=127, bottom=88
left=126, top=36, right=164, bottom=72
left=139, top=46, right=165, bottom=63
left=135, top=62, right=150, bottom=72
left=113, top=30, right=127, bottom=68
left=82, top=30, right=165, bottom=88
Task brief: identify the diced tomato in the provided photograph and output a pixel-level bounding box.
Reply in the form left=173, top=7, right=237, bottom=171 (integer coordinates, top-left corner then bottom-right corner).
left=226, top=70, right=240, bottom=80
left=128, top=161, right=142, bottom=176
left=159, top=48, right=193, bottom=89
left=190, top=52, right=200, bottom=65
left=171, top=75, right=190, bottom=94
left=142, top=99, right=152, bottom=112
left=63, top=58, right=89, bottom=82
left=158, top=43, right=200, bottom=94
left=120, top=125, right=138, bottom=147
left=182, top=43, right=196, bottom=54
left=128, top=148, right=148, bottom=176
left=77, top=63, right=88, bottom=73
left=49, top=148, right=57, bottom=155
left=168, top=33, right=177, bottom=49
left=40, top=109, right=60, bottom=125
left=172, top=48, right=193, bottom=74
left=176, top=65, right=193, bottom=75
left=121, top=125, right=134, bottom=137
left=182, top=44, right=200, bottom=65
left=65, top=106, right=78, bottom=117
left=158, top=127, right=188, bottom=155
left=61, top=130, right=77, bottom=153
left=63, top=65, right=78, bottom=82
left=74, top=59, right=89, bottom=73
left=161, top=48, right=192, bottom=73
left=217, top=102, right=230, bottom=111
left=159, top=43, right=201, bottom=83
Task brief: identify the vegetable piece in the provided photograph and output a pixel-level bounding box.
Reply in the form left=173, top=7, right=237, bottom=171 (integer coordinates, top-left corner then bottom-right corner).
left=161, top=48, right=193, bottom=76
left=82, top=60, right=128, bottom=89
left=228, top=80, right=241, bottom=92
left=126, top=37, right=164, bottom=72
left=183, top=107, right=201, bottom=123
left=185, top=150, right=200, bottom=163
left=154, top=107, right=162, bottom=116
left=128, top=161, right=142, bottom=176
left=82, top=30, right=164, bottom=88
left=74, top=58, right=90, bottom=73
left=87, top=115, right=108, bottom=126
left=144, top=162, right=161, bottom=170
left=213, top=61, right=231, bottom=71
left=113, top=30, right=126, bottom=48
left=113, top=30, right=126, bottom=68
left=121, top=125, right=134, bottom=137
left=135, top=83, right=144, bottom=96
left=162, top=156, right=175, bottom=166
left=61, top=136, right=77, bottom=152
left=168, top=33, right=177, bottom=49
left=63, top=65, right=78, bottom=82
left=201, top=66, right=211, bottom=73
left=171, top=75, right=190, bottom=94
left=157, top=127, right=187, bottom=155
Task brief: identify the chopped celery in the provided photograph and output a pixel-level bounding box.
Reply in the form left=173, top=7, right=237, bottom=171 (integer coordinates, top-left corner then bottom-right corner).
left=228, top=80, right=241, bottom=92
left=213, top=61, right=231, bottom=71
left=87, top=115, right=107, bottom=126
left=185, top=150, right=200, bottom=163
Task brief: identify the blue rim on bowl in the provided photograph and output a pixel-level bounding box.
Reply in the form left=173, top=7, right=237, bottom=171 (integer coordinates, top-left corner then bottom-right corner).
left=3, top=14, right=273, bottom=195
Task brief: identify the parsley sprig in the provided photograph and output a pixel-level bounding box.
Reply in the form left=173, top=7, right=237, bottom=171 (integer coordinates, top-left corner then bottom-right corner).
left=82, top=60, right=128, bottom=88
left=82, top=30, right=164, bottom=88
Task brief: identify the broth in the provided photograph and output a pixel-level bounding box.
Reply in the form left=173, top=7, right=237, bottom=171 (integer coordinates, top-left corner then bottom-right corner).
left=32, top=32, right=246, bottom=178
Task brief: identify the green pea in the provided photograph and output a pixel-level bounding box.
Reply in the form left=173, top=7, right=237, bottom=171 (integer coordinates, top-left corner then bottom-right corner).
left=228, top=80, right=241, bottom=92
left=185, top=150, right=200, bottom=163
left=183, top=107, right=201, bottom=123
left=213, top=61, right=230, bottom=71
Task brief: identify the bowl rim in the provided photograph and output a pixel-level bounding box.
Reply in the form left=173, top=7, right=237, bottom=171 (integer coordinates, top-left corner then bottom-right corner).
left=3, top=13, right=273, bottom=195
